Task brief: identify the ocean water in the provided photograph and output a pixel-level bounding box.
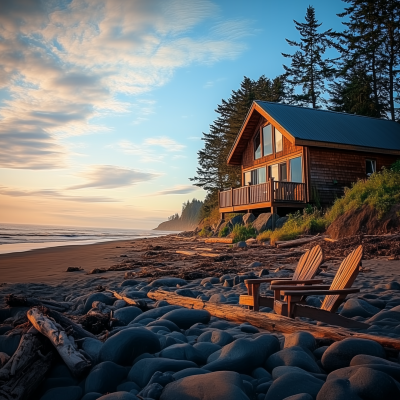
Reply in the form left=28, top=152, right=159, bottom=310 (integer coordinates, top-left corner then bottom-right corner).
left=0, top=223, right=171, bottom=255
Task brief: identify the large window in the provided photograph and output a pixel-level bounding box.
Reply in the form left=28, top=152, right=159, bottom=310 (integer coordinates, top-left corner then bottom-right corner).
left=262, top=125, right=273, bottom=156
left=243, top=167, right=266, bottom=185
left=275, top=128, right=283, bottom=153
left=254, top=132, right=261, bottom=160
left=269, top=164, right=279, bottom=181
left=290, top=156, right=302, bottom=182
left=269, top=162, right=287, bottom=181
left=366, top=159, right=376, bottom=176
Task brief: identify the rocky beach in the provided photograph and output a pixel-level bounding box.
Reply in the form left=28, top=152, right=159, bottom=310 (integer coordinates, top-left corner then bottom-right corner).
left=1, top=231, right=400, bottom=400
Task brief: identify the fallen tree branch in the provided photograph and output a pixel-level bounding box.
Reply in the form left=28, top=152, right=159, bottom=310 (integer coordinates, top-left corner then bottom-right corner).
left=147, top=290, right=400, bottom=351
left=27, top=308, right=91, bottom=378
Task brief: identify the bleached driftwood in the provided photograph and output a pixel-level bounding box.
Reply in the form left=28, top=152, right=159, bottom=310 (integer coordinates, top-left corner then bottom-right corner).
left=0, top=333, right=53, bottom=400
left=275, top=235, right=326, bottom=248
left=205, top=238, right=233, bottom=244
left=148, top=290, right=400, bottom=351
left=111, top=291, right=153, bottom=310
left=27, top=308, right=91, bottom=377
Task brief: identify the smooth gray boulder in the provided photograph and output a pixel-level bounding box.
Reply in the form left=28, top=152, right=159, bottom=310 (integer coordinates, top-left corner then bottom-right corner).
left=253, top=213, right=275, bottom=233
left=84, top=293, right=114, bottom=313
left=175, top=289, right=196, bottom=298
left=149, top=278, right=187, bottom=287
left=204, top=335, right=280, bottom=373
left=159, top=343, right=203, bottom=364
left=129, top=358, right=197, bottom=387
left=284, top=332, right=316, bottom=352
left=265, top=346, right=320, bottom=374
left=265, top=371, right=324, bottom=400
left=321, top=338, right=386, bottom=371
left=209, top=294, right=227, bottom=303
left=317, top=366, right=400, bottom=400
left=160, top=309, right=211, bottom=329
left=243, top=213, right=255, bottom=226
left=160, top=371, right=249, bottom=400
left=197, top=330, right=234, bottom=347
left=147, top=319, right=180, bottom=332
left=193, top=342, right=221, bottom=363
left=132, top=305, right=181, bottom=323
left=173, top=368, right=210, bottom=380
left=85, top=361, right=127, bottom=394
left=120, top=279, right=139, bottom=287
left=200, top=277, right=219, bottom=285
left=340, top=298, right=380, bottom=318
left=40, top=386, right=82, bottom=400
left=113, top=307, right=142, bottom=325
left=275, top=217, right=288, bottom=229
left=99, top=327, right=160, bottom=365
left=230, top=215, right=244, bottom=227
left=282, top=394, right=313, bottom=400
left=81, top=393, right=102, bottom=400
left=119, top=289, right=148, bottom=299
left=97, top=393, right=138, bottom=400
left=82, top=338, right=103, bottom=364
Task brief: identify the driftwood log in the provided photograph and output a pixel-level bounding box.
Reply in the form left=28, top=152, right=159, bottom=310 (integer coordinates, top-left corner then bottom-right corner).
left=111, top=291, right=154, bottom=311
left=0, top=332, right=53, bottom=400
left=27, top=308, right=91, bottom=378
left=275, top=235, right=326, bottom=248
left=5, top=294, right=73, bottom=312
left=148, top=290, right=400, bottom=351
left=205, top=238, right=233, bottom=244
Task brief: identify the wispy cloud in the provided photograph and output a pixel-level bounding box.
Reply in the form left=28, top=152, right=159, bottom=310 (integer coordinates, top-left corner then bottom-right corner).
left=117, top=136, right=186, bottom=162
left=68, top=165, right=160, bottom=190
left=0, top=187, right=118, bottom=203
left=0, top=0, right=249, bottom=169
left=150, top=184, right=198, bottom=196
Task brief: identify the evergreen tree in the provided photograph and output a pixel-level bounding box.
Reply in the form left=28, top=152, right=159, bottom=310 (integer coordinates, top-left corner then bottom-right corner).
left=282, top=6, right=335, bottom=108
left=191, top=75, right=286, bottom=215
left=328, top=67, right=378, bottom=116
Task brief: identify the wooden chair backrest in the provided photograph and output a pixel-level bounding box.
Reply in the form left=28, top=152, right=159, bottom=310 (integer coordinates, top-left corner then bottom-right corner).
left=292, top=245, right=324, bottom=281
left=321, top=245, right=363, bottom=313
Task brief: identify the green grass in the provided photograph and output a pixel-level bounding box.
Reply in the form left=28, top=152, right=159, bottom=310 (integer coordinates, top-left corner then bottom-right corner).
left=218, top=226, right=230, bottom=237
left=257, top=209, right=327, bottom=244
left=198, top=227, right=212, bottom=238
left=231, top=224, right=257, bottom=243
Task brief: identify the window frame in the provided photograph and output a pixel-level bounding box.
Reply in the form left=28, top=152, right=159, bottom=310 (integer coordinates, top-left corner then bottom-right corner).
left=253, top=131, right=262, bottom=160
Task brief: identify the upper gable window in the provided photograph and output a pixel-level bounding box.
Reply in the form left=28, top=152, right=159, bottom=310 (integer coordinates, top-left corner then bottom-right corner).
left=254, top=132, right=261, bottom=160
left=275, top=128, right=283, bottom=153
left=262, top=125, right=273, bottom=156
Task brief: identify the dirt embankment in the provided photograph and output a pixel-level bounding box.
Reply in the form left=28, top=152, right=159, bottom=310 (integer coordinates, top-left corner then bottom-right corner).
left=326, top=204, right=400, bottom=239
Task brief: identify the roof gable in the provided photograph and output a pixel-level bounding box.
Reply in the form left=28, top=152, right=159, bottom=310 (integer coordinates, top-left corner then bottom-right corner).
left=227, top=101, right=400, bottom=165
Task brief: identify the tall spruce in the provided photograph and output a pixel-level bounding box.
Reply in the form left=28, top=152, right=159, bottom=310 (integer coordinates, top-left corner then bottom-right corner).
left=328, top=67, right=378, bottom=116
left=336, top=0, right=400, bottom=120
left=283, top=6, right=335, bottom=108
left=191, top=75, right=286, bottom=215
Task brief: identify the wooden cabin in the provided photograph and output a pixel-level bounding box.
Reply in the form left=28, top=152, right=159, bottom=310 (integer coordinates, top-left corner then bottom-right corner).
left=219, top=101, right=400, bottom=217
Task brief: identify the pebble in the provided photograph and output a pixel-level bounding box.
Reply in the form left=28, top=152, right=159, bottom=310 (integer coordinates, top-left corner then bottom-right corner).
left=99, top=327, right=160, bottom=365
left=85, top=361, right=127, bottom=394
left=197, top=330, right=234, bottom=346
left=284, top=332, right=316, bottom=352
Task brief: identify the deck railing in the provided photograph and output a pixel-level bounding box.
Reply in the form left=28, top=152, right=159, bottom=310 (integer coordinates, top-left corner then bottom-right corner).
left=219, top=179, right=305, bottom=209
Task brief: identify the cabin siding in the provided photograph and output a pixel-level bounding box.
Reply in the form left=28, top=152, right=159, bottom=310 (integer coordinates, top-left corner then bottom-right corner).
left=241, top=120, right=302, bottom=169
left=308, top=147, right=398, bottom=206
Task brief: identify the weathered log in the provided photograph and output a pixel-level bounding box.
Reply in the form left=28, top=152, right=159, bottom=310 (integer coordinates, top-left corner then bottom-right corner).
left=205, top=238, right=233, bottom=244
left=176, top=250, right=197, bottom=256
left=275, top=235, right=326, bottom=248
left=0, top=333, right=53, bottom=400
left=5, top=294, right=72, bottom=312
left=147, top=290, right=400, bottom=351
left=46, top=309, right=98, bottom=340
left=324, top=238, right=338, bottom=243
left=111, top=291, right=154, bottom=311
left=27, top=308, right=91, bottom=378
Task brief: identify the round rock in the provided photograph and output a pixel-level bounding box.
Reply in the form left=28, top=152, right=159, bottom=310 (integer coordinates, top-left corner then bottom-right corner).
left=40, top=386, right=82, bottom=400
left=284, top=332, right=316, bottom=352
left=84, top=293, right=114, bottom=313
left=113, top=307, right=142, bottom=325
left=321, top=338, right=386, bottom=371
left=85, top=361, right=127, bottom=394
left=99, top=327, right=160, bottom=365
left=160, top=309, right=211, bottom=329
left=149, top=278, right=187, bottom=287
left=197, top=330, right=234, bottom=347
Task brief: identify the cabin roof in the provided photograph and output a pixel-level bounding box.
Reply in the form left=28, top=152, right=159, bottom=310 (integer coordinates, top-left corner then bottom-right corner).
left=227, top=101, right=400, bottom=165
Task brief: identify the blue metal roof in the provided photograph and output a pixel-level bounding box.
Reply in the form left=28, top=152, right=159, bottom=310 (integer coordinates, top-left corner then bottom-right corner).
left=255, top=101, right=400, bottom=151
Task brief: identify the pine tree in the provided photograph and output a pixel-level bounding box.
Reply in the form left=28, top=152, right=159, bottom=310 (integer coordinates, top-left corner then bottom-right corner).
left=282, top=6, right=335, bottom=108
left=328, top=67, right=378, bottom=116
left=191, top=75, right=286, bottom=216
left=336, top=1, right=387, bottom=118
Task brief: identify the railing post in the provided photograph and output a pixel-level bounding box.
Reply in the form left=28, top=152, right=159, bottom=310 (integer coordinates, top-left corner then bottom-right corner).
left=247, top=185, right=250, bottom=205
left=269, top=177, right=274, bottom=204
left=230, top=187, right=233, bottom=207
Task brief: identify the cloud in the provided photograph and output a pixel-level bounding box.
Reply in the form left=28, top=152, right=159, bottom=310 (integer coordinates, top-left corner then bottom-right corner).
left=151, top=184, right=198, bottom=196
left=68, top=164, right=160, bottom=189
left=117, top=136, right=185, bottom=162
left=0, top=186, right=118, bottom=202
left=0, top=0, right=250, bottom=169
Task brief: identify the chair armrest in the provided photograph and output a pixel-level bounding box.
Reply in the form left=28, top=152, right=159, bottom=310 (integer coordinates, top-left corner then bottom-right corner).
left=245, top=278, right=292, bottom=285
left=282, top=288, right=360, bottom=296
left=271, top=285, right=331, bottom=291
left=270, top=279, right=324, bottom=286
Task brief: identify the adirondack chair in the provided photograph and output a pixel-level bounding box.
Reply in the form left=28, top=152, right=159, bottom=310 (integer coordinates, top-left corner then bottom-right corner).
left=239, top=245, right=324, bottom=311
left=271, top=245, right=368, bottom=329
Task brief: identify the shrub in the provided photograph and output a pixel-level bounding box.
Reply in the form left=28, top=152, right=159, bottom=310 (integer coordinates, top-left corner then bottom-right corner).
left=231, top=224, right=257, bottom=243
left=218, top=226, right=230, bottom=237
left=198, top=227, right=212, bottom=238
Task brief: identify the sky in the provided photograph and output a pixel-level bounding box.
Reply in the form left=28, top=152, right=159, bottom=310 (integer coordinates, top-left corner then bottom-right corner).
left=0, top=0, right=347, bottom=229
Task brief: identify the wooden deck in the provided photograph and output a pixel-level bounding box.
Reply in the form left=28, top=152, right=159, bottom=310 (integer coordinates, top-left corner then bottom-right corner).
left=219, top=179, right=306, bottom=213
